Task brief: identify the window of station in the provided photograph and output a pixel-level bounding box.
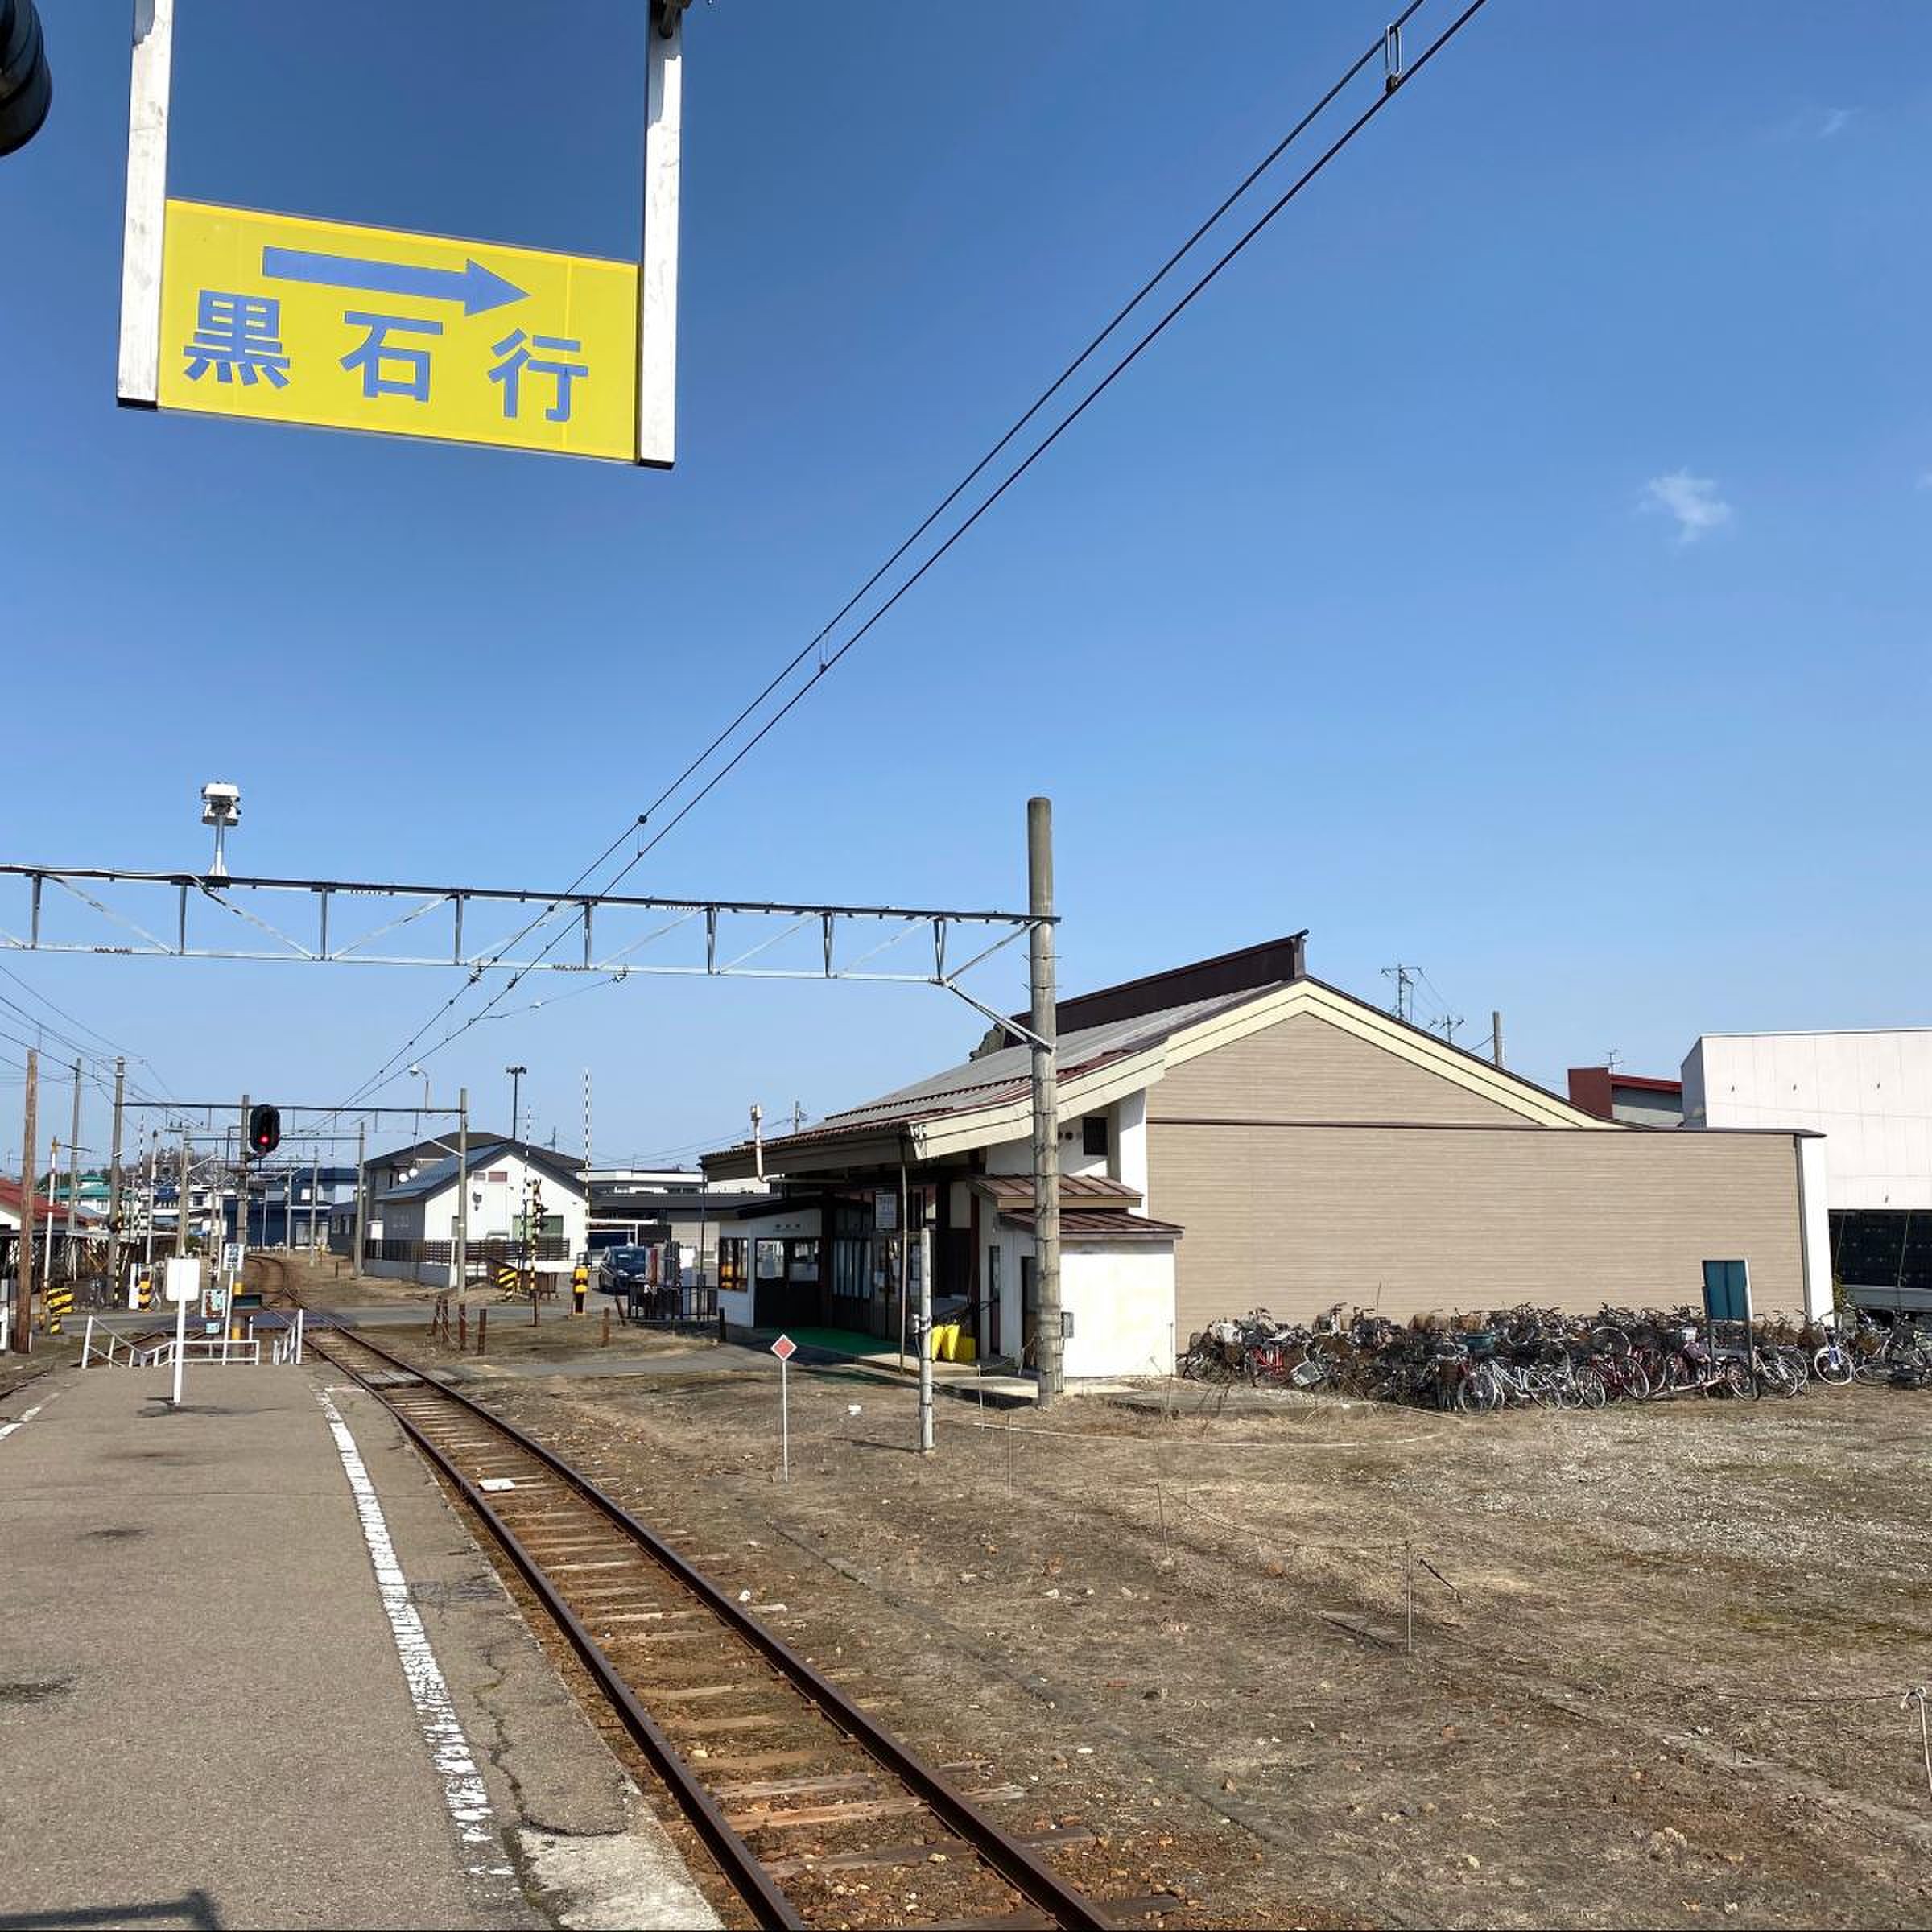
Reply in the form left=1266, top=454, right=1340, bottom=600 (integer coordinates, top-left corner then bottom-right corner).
left=1082, top=1113, right=1110, bottom=1158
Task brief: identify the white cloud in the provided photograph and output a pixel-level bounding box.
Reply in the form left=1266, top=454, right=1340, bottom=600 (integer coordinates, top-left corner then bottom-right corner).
left=1641, top=470, right=1733, bottom=546
left=1775, top=104, right=1859, bottom=142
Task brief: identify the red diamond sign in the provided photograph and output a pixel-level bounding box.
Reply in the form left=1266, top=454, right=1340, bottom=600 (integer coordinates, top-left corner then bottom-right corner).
left=770, top=1334, right=798, bottom=1363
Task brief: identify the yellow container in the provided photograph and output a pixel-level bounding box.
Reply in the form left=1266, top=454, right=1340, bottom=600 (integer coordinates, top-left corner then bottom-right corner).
left=953, top=1335, right=976, bottom=1364
left=931, top=1321, right=958, bottom=1360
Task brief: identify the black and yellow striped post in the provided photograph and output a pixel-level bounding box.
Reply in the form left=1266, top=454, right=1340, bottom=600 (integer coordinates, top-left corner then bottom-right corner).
left=45, top=1282, right=74, bottom=1336
left=136, top=1274, right=152, bottom=1313
left=571, top=1260, right=588, bottom=1317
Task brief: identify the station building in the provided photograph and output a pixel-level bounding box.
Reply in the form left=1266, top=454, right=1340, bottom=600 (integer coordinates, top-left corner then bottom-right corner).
left=702, top=936, right=1831, bottom=1377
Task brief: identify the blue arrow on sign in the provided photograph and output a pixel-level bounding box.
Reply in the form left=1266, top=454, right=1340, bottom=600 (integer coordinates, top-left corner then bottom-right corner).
left=261, top=245, right=527, bottom=316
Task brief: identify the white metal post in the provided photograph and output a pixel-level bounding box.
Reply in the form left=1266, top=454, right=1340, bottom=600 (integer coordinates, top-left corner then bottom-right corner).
left=170, top=1285, right=188, bottom=1408
left=779, top=1356, right=790, bottom=1484
left=917, top=1224, right=934, bottom=1455
left=636, top=2, right=683, bottom=467
left=117, top=0, right=175, bottom=406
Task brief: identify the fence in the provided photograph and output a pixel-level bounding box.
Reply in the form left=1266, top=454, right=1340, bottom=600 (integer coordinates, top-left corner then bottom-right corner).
left=620, top=1280, right=720, bottom=1327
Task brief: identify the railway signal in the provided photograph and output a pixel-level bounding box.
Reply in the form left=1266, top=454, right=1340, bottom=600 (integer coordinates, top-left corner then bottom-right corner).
left=247, top=1104, right=280, bottom=1158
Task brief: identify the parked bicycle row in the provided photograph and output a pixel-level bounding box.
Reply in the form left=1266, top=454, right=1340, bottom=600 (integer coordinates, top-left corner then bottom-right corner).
left=1178, top=1302, right=1932, bottom=1412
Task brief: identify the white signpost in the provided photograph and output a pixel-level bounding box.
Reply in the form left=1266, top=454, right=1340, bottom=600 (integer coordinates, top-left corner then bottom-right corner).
left=770, top=1332, right=797, bottom=1484
left=163, top=1256, right=200, bottom=1409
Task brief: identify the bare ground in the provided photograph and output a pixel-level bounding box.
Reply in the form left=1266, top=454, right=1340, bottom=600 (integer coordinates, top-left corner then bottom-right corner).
left=440, top=1360, right=1932, bottom=1930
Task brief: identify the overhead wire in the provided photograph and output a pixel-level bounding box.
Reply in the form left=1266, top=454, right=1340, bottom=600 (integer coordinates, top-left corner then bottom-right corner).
left=322, top=0, right=1492, bottom=1132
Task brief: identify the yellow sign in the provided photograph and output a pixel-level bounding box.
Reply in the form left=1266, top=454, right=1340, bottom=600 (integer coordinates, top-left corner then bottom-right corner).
left=157, top=200, right=639, bottom=462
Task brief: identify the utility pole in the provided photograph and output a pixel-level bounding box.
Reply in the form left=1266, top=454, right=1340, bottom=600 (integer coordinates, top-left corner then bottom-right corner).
left=65, top=1059, right=81, bottom=1267
left=353, top=1120, right=369, bottom=1279
left=107, top=1055, right=126, bottom=1301
left=1491, top=1009, right=1505, bottom=1070
left=750, top=1102, right=764, bottom=1182
left=506, top=1066, right=526, bottom=1146
left=14, top=1048, right=36, bottom=1353
left=43, top=1138, right=58, bottom=1282
left=175, top=1128, right=190, bottom=1259
left=455, top=1088, right=469, bottom=1297
left=236, top=1092, right=250, bottom=1275
left=1029, top=795, right=1062, bottom=1408
left=308, top=1151, right=320, bottom=1260
left=1382, top=964, right=1419, bottom=1025
left=790, top=1100, right=804, bottom=1134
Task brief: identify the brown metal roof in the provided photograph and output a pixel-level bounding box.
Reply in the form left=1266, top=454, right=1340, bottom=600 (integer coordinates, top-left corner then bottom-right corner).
left=997, top=1207, right=1184, bottom=1241
left=969, top=1174, right=1143, bottom=1209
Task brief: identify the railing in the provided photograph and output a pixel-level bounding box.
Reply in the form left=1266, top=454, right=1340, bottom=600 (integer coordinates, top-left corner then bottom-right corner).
left=271, top=1308, right=306, bottom=1365
left=136, top=1334, right=263, bottom=1368
left=618, top=1282, right=720, bottom=1327
left=81, top=1315, right=139, bottom=1367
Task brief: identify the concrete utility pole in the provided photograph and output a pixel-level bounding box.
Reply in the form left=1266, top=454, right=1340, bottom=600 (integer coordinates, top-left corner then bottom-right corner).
left=308, top=1152, right=320, bottom=1259
left=1491, top=1010, right=1505, bottom=1070
left=107, top=1055, right=126, bottom=1299
left=236, top=1093, right=250, bottom=1274
left=506, top=1066, right=526, bottom=1146
left=353, top=1121, right=369, bottom=1278
left=14, top=1048, right=36, bottom=1352
left=43, top=1139, right=58, bottom=1282
left=1029, top=796, right=1062, bottom=1407
left=455, top=1088, right=469, bottom=1296
left=65, top=1059, right=81, bottom=1263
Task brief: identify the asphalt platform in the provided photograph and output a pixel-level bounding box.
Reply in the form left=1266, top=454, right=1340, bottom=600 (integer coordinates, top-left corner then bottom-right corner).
left=0, top=1360, right=716, bottom=1931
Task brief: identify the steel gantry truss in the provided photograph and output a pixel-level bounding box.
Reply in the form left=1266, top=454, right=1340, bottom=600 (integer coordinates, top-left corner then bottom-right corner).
left=0, top=863, right=1054, bottom=1046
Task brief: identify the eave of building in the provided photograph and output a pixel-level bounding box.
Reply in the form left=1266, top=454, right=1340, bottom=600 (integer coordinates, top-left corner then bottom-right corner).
left=703, top=967, right=1610, bottom=1182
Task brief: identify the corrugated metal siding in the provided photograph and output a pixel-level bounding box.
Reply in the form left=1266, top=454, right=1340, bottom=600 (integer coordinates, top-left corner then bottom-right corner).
left=1150, top=1010, right=1523, bottom=1125
left=1153, top=1121, right=1804, bottom=1335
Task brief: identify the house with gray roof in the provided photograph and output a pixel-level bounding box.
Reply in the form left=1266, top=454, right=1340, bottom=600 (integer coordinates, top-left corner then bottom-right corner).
left=357, top=1136, right=588, bottom=1287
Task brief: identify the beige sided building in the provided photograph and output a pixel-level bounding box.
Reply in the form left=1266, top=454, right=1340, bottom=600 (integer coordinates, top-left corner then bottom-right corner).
left=703, top=936, right=1830, bottom=1377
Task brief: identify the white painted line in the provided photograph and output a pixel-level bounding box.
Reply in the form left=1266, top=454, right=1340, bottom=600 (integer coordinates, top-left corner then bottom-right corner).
left=314, top=1387, right=514, bottom=1879
left=0, top=1391, right=60, bottom=1444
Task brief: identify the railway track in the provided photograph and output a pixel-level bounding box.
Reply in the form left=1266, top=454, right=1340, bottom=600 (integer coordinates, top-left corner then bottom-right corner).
left=308, top=1319, right=1175, bottom=1931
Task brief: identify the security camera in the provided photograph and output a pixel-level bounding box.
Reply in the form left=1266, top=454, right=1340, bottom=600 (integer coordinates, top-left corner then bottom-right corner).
left=200, top=781, right=241, bottom=828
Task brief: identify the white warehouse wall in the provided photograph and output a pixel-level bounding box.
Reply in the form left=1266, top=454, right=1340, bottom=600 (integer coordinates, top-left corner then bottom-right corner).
left=1685, top=1031, right=1932, bottom=1212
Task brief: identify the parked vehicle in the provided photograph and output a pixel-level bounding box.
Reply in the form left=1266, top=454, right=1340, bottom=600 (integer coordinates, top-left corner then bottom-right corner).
left=596, top=1245, right=654, bottom=1298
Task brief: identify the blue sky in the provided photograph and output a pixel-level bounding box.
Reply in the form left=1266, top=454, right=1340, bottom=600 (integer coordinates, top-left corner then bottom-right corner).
left=2, top=2, right=1927, bottom=1168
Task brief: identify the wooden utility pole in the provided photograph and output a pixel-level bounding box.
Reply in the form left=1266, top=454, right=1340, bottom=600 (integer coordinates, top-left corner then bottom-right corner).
left=175, top=1128, right=190, bottom=1259
left=1491, top=1009, right=1505, bottom=1070
left=107, top=1056, right=126, bottom=1301
left=14, top=1049, right=36, bottom=1352
left=1028, top=796, right=1062, bottom=1407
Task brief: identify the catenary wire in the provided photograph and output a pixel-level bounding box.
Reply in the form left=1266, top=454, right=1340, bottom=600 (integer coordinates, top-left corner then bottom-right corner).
left=325, top=0, right=1492, bottom=1129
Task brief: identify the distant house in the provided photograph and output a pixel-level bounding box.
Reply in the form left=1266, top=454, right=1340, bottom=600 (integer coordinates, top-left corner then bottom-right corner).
left=353, top=1136, right=589, bottom=1287
left=1566, top=1067, right=1685, bottom=1128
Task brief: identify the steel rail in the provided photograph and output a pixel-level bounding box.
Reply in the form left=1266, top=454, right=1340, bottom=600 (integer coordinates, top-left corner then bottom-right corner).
left=311, top=1329, right=800, bottom=1929
left=311, top=1323, right=1115, bottom=1932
